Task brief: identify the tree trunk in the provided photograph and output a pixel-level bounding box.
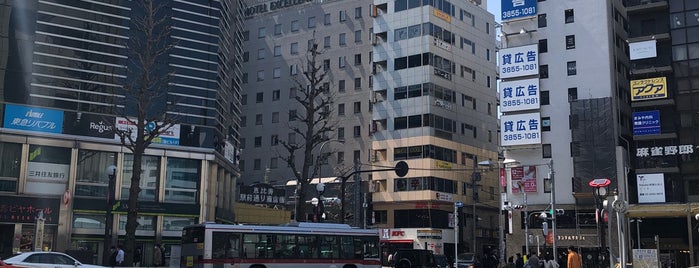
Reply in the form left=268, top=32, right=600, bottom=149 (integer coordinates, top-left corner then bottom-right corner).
left=124, top=137, right=145, bottom=266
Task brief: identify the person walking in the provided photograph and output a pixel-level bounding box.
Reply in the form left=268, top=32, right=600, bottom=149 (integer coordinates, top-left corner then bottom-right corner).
left=543, top=254, right=559, bottom=268
left=566, top=246, right=582, bottom=268
left=515, top=253, right=525, bottom=268
left=115, top=245, right=124, bottom=267
left=527, top=252, right=541, bottom=268
left=153, top=244, right=163, bottom=267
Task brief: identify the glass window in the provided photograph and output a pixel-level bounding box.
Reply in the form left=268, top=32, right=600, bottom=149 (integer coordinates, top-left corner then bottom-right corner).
left=73, top=214, right=105, bottom=229
left=291, top=20, right=300, bottom=32
left=565, top=9, right=574, bottom=23
left=355, top=30, right=362, bottom=42
left=258, top=27, right=266, bottom=38
left=324, top=36, right=331, bottom=48
left=339, top=33, right=346, bottom=46
left=163, top=216, right=198, bottom=231
left=538, top=14, right=547, bottom=28
left=76, top=150, right=117, bottom=198
left=212, top=232, right=241, bottom=258
left=273, top=67, right=281, bottom=78
left=274, top=46, right=281, bottom=56
left=567, top=61, right=577, bottom=75
left=324, top=13, right=331, bottom=25
left=118, top=215, right=156, bottom=231
left=121, top=154, right=160, bottom=201
left=355, top=7, right=362, bottom=18
left=290, top=42, right=299, bottom=55
left=339, top=10, right=347, bottom=21
left=308, top=16, right=316, bottom=28
left=274, top=24, right=282, bottom=35
left=566, top=35, right=575, bottom=49
left=0, top=142, right=21, bottom=192
left=26, top=145, right=71, bottom=195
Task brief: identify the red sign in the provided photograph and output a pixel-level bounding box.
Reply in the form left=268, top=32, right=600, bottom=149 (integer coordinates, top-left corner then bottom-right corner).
left=589, top=178, right=611, bottom=188
left=391, top=230, right=405, bottom=237
left=500, top=168, right=506, bottom=187
left=511, top=166, right=537, bottom=193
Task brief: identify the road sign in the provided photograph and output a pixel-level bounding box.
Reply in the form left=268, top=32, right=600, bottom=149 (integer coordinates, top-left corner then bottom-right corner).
left=455, top=201, right=463, bottom=208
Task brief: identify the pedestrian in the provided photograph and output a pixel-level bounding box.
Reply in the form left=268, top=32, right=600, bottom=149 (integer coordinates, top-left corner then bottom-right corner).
left=566, top=246, right=582, bottom=268
left=109, top=246, right=117, bottom=267
left=484, top=250, right=499, bottom=268
left=515, top=253, right=524, bottom=268
left=160, top=244, right=166, bottom=266
left=115, top=244, right=124, bottom=267
left=543, top=254, right=559, bottom=268
left=527, top=252, right=541, bottom=268
left=134, top=247, right=142, bottom=267
left=508, top=256, right=515, bottom=268
left=153, top=244, right=163, bottom=267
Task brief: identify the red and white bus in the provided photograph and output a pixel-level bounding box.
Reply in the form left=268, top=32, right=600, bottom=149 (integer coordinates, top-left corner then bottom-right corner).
left=180, top=222, right=380, bottom=268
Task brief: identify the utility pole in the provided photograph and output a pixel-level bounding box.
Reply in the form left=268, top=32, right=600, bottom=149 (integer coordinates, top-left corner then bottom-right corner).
left=353, top=160, right=361, bottom=227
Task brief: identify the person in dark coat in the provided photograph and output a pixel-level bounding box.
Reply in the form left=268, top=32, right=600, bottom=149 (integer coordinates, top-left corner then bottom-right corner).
left=515, top=253, right=525, bottom=268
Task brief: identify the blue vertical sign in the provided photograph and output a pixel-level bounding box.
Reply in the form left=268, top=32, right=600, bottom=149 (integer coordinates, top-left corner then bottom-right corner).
left=501, top=0, right=537, bottom=21
left=3, top=104, right=64, bottom=134
left=633, top=110, right=660, bottom=136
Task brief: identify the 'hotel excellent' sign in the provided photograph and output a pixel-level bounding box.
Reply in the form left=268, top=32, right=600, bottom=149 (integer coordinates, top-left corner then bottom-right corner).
left=245, top=0, right=312, bottom=17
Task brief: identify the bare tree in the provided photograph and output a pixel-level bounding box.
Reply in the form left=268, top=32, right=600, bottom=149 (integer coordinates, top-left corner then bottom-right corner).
left=113, top=1, right=177, bottom=265
left=280, top=39, right=336, bottom=222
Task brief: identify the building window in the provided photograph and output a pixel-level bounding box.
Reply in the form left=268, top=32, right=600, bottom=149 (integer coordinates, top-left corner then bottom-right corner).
left=255, top=114, right=263, bottom=125
left=339, top=56, right=346, bottom=68
left=241, top=94, right=247, bottom=105
left=567, top=61, right=577, bottom=76
left=242, top=30, right=249, bottom=41
left=539, top=39, right=548, bottom=53
left=538, top=14, right=547, bottom=28
left=253, top=159, right=261, bottom=170
left=290, top=42, right=299, bottom=55
left=486, top=49, right=491, bottom=61
left=254, top=136, right=262, bottom=147
left=289, top=110, right=297, bottom=121
left=291, top=20, right=299, bottom=32
left=565, top=9, right=574, bottom=24
left=323, top=59, right=330, bottom=71
left=274, top=45, right=281, bottom=57
left=274, top=24, right=282, bottom=35
left=308, top=16, right=316, bottom=28
left=256, top=92, right=263, bottom=103
left=542, top=117, right=551, bottom=131
left=540, top=64, right=549, bottom=78
left=354, top=54, right=362, bottom=65
left=339, top=33, right=346, bottom=46
left=271, top=135, right=279, bottom=146
left=288, top=133, right=296, bottom=145
left=337, top=151, right=344, bottom=164
left=76, top=149, right=116, bottom=197
left=542, top=144, right=552, bottom=158
left=240, top=138, right=245, bottom=149
left=355, top=6, right=362, bottom=18
left=353, top=126, right=361, bottom=137
left=568, top=87, right=578, bottom=101
left=239, top=160, right=245, bottom=171
left=289, top=87, right=297, bottom=98
left=256, top=70, right=264, bottom=81
left=242, top=51, right=249, bottom=62
left=272, top=112, right=279, bottom=123
left=354, top=78, right=361, bottom=89
left=242, top=73, right=248, bottom=83
left=338, top=103, right=345, bottom=116
left=290, top=64, right=298, bottom=76
left=353, top=150, right=361, bottom=162
left=541, top=91, right=550, bottom=105
left=258, top=27, right=266, bottom=38
left=353, top=101, right=361, bottom=113
left=324, top=36, right=331, bottom=48
left=257, top=48, right=265, bottom=59
left=337, top=127, right=345, bottom=140
left=339, top=10, right=347, bottom=22
left=355, top=30, right=362, bottom=42
left=566, top=35, right=576, bottom=49
left=273, top=67, right=281, bottom=78
left=324, top=13, right=331, bottom=25
left=240, top=116, right=246, bottom=127
left=270, top=157, right=278, bottom=169
left=339, top=80, right=346, bottom=92
left=122, top=154, right=159, bottom=201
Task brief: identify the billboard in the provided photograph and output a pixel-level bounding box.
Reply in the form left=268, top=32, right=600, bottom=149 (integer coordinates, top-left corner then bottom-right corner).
left=114, top=117, right=181, bottom=145
left=637, top=173, right=665, bottom=203
left=500, top=78, right=540, bottom=112
left=631, top=77, right=667, bottom=101
left=511, top=166, right=537, bottom=193
left=3, top=104, right=63, bottom=134
left=629, top=40, right=657, bottom=60
left=500, top=44, right=539, bottom=79
left=501, top=112, right=541, bottom=146
left=633, top=110, right=660, bottom=136
left=501, top=0, right=537, bottom=21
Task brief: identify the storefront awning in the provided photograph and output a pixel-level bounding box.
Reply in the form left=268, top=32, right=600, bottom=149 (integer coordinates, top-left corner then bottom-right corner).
left=626, top=203, right=697, bottom=218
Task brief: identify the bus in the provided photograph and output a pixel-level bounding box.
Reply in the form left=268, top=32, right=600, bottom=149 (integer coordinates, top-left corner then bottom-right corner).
left=180, top=222, right=381, bottom=268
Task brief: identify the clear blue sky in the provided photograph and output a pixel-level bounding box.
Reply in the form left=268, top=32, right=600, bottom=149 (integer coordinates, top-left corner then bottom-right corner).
left=487, top=0, right=501, bottom=23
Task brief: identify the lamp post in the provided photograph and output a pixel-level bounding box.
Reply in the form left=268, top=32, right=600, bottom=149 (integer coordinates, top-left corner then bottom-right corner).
left=315, top=139, right=344, bottom=222
left=630, top=218, right=642, bottom=249
left=315, top=182, right=326, bottom=222
left=455, top=201, right=463, bottom=268
left=103, top=165, right=117, bottom=265
left=590, top=178, right=611, bottom=267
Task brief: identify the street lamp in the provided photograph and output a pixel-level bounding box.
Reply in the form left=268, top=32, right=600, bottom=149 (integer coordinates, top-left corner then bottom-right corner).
left=103, top=165, right=117, bottom=265
left=589, top=178, right=611, bottom=267
left=315, top=182, right=326, bottom=222
left=472, top=160, right=495, bottom=256
left=314, top=139, right=344, bottom=222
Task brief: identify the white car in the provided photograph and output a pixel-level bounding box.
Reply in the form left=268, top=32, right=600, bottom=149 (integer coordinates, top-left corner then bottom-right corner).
left=3, top=252, right=106, bottom=268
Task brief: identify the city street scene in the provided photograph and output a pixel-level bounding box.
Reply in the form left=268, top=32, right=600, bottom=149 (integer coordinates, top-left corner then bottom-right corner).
left=0, top=0, right=698, bottom=267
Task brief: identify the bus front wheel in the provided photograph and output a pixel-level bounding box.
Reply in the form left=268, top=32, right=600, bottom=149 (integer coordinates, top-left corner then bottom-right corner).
left=342, top=265, right=357, bottom=268
left=250, top=265, right=266, bottom=268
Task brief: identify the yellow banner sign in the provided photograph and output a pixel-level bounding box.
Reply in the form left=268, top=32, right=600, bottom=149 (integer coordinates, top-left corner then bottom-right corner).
left=435, top=160, right=453, bottom=169
left=630, top=77, right=667, bottom=101
left=433, top=9, right=451, bottom=23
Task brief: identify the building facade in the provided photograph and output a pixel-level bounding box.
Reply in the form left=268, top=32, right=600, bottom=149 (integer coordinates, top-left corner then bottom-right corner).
left=239, top=0, right=500, bottom=263
left=626, top=0, right=699, bottom=267
left=0, top=0, right=244, bottom=265
left=499, top=0, right=631, bottom=266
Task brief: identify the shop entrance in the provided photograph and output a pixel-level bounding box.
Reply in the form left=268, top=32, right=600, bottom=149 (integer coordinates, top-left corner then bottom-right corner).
left=0, top=224, right=14, bottom=259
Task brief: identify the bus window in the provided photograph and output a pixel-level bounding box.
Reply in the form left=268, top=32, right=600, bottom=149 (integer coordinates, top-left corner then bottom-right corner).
left=363, top=237, right=380, bottom=258
left=242, top=234, right=273, bottom=258
left=212, top=232, right=240, bottom=258
left=182, top=227, right=205, bottom=243
left=318, top=236, right=340, bottom=259
left=340, top=236, right=354, bottom=259
left=297, top=235, right=318, bottom=258
left=274, top=234, right=297, bottom=258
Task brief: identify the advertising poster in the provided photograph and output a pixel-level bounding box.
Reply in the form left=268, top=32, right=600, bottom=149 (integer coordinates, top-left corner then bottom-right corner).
left=637, top=173, right=665, bottom=203
left=633, top=110, right=660, bottom=136
left=501, top=0, right=537, bottom=21
left=629, top=40, right=657, bottom=60
left=511, top=166, right=537, bottom=193
left=115, top=117, right=180, bottom=145
left=500, top=44, right=539, bottom=79
left=501, top=112, right=541, bottom=146
left=631, top=77, right=667, bottom=101
left=3, top=104, right=63, bottom=134
left=500, top=78, right=540, bottom=112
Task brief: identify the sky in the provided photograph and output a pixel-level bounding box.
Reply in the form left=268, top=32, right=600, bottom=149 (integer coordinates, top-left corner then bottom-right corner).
left=487, top=0, right=502, bottom=23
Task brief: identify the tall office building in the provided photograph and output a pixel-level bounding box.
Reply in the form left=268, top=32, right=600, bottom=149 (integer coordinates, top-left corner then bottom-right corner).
left=626, top=0, right=699, bottom=266
left=499, top=0, right=631, bottom=265
left=0, top=0, right=244, bottom=264
left=239, top=0, right=500, bottom=262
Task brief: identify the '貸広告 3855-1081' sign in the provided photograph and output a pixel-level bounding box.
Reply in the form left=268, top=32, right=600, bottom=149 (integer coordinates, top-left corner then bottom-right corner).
left=500, top=44, right=538, bottom=79
left=500, top=78, right=540, bottom=112
left=501, top=0, right=537, bottom=21
left=501, top=112, right=541, bottom=146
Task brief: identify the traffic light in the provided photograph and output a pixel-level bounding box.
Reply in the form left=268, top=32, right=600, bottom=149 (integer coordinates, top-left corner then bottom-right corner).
left=556, top=209, right=565, bottom=216
left=513, top=204, right=527, bottom=210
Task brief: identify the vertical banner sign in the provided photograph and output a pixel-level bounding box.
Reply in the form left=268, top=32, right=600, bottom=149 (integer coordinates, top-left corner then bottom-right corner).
left=633, top=110, right=660, bottom=136
left=630, top=77, right=667, bottom=101
left=637, top=173, right=665, bottom=203
left=500, top=168, right=506, bottom=187
left=501, top=0, right=537, bottom=21
left=500, top=78, right=540, bottom=112
left=500, top=44, right=539, bottom=79
left=501, top=112, right=541, bottom=146
left=511, top=166, right=537, bottom=193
